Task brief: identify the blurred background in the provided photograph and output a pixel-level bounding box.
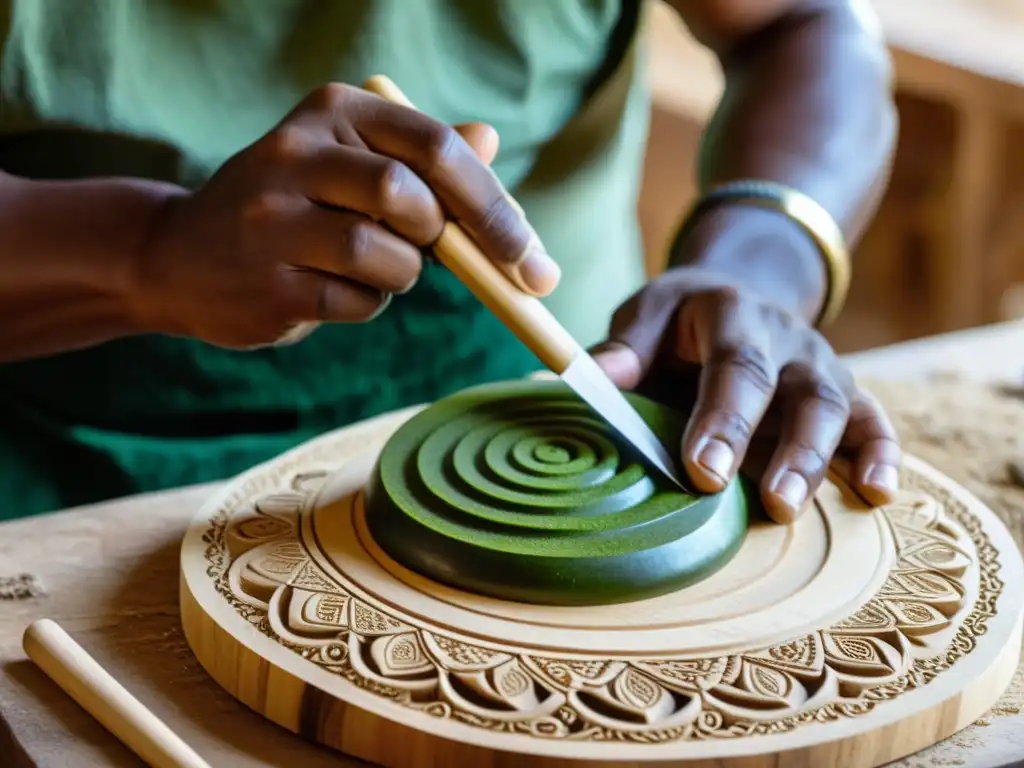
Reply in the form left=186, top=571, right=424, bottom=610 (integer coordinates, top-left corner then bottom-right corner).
left=640, top=0, right=1024, bottom=353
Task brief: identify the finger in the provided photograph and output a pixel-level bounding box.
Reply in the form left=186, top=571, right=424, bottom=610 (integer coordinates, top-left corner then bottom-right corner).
left=842, top=391, right=902, bottom=506
left=590, top=341, right=644, bottom=390
left=590, top=282, right=685, bottom=389
left=351, top=99, right=560, bottom=296
left=313, top=210, right=423, bottom=295
left=284, top=269, right=392, bottom=324
left=760, top=364, right=850, bottom=524
left=454, top=122, right=499, bottom=166
left=680, top=294, right=779, bottom=494
left=292, top=144, right=445, bottom=246
left=256, top=197, right=423, bottom=295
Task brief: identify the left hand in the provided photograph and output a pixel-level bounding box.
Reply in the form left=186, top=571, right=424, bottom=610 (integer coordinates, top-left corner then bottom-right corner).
left=589, top=266, right=901, bottom=524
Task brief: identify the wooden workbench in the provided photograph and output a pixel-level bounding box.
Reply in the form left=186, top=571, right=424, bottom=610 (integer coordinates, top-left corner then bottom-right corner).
left=2, top=321, right=1024, bottom=768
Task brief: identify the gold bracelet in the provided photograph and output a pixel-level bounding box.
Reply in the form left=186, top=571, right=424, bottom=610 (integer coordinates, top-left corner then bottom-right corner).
left=674, top=180, right=851, bottom=328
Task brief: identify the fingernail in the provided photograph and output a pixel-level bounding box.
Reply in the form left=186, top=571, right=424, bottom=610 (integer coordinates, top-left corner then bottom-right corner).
left=368, top=292, right=393, bottom=320
left=592, top=344, right=642, bottom=389
left=697, top=439, right=734, bottom=481
left=866, top=463, right=899, bottom=492
left=772, top=471, right=808, bottom=511
left=515, top=248, right=561, bottom=296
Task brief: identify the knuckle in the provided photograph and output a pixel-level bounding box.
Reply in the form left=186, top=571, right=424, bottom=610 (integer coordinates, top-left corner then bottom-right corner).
left=795, top=370, right=850, bottom=416
left=420, top=123, right=460, bottom=174
left=702, top=409, right=755, bottom=445
left=784, top=443, right=832, bottom=474
left=374, top=160, right=410, bottom=213
left=304, top=82, right=356, bottom=112
left=465, top=194, right=522, bottom=258
left=711, top=342, right=777, bottom=392
left=807, top=380, right=850, bottom=415
left=258, top=127, right=306, bottom=163
left=240, top=191, right=290, bottom=230
left=343, top=220, right=375, bottom=266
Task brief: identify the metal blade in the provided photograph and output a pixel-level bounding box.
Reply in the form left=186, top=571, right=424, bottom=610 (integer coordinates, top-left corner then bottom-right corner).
left=560, top=352, right=687, bottom=489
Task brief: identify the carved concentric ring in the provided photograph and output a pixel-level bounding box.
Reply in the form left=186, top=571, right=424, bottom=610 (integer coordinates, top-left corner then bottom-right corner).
left=364, top=381, right=749, bottom=605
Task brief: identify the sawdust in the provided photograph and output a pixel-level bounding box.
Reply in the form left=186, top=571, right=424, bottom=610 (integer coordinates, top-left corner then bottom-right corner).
left=0, top=573, right=45, bottom=600
left=861, top=376, right=1024, bottom=766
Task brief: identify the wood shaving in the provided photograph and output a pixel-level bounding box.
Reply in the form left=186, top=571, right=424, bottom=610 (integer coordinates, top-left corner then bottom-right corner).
left=0, top=573, right=45, bottom=600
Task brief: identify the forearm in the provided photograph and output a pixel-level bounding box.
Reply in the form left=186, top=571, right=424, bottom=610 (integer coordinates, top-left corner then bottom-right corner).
left=669, top=0, right=897, bottom=322
left=0, top=172, right=180, bottom=362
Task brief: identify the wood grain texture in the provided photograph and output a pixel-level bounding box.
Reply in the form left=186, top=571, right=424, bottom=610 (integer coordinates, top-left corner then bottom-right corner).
left=365, top=380, right=749, bottom=604
left=179, top=382, right=1024, bottom=768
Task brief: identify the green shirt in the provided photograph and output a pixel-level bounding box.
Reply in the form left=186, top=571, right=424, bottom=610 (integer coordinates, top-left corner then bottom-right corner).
left=0, top=0, right=650, bottom=519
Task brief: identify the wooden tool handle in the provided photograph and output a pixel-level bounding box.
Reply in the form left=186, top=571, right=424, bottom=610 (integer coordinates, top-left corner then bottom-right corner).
left=362, top=74, right=581, bottom=374
left=23, top=619, right=211, bottom=768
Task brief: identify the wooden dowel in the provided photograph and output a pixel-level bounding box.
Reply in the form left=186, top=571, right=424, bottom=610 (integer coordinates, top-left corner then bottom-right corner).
left=23, top=618, right=211, bottom=768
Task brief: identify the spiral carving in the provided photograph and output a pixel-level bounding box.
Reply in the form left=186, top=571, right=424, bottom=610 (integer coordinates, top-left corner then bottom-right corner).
left=364, top=380, right=749, bottom=605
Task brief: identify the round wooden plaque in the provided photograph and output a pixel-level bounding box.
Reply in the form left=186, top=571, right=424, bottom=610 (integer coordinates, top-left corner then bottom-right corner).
left=180, top=390, right=1024, bottom=768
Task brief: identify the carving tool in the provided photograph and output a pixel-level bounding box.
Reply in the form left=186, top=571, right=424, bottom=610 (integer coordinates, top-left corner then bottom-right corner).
left=362, top=75, right=685, bottom=489
left=23, top=618, right=211, bottom=768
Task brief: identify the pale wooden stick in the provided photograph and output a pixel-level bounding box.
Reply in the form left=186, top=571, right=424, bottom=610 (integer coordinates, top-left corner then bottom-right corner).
left=23, top=618, right=211, bottom=768
left=362, top=74, right=582, bottom=374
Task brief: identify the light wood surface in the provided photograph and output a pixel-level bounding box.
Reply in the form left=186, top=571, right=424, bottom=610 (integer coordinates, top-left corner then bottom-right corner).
left=22, top=619, right=210, bottom=768
left=2, top=323, right=1024, bottom=767
left=178, top=401, right=1023, bottom=766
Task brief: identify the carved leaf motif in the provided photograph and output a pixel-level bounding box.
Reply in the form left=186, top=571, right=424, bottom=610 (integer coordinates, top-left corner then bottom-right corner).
left=370, top=632, right=434, bottom=677
left=571, top=667, right=678, bottom=726
left=884, top=600, right=951, bottom=637
left=527, top=657, right=624, bottom=688
left=291, top=470, right=330, bottom=493
left=613, top=668, right=664, bottom=711
left=905, top=543, right=972, bottom=577
left=302, top=593, right=349, bottom=627
left=831, top=636, right=876, bottom=662
left=880, top=571, right=963, bottom=616
left=250, top=542, right=306, bottom=579
left=752, top=634, right=825, bottom=677
left=350, top=601, right=410, bottom=636
left=235, top=517, right=292, bottom=541
left=493, top=659, right=532, bottom=699
left=743, top=663, right=793, bottom=699
left=254, top=492, right=306, bottom=518
left=280, top=588, right=349, bottom=638
left=831, top=602, right=897, bottom=633
left=823, top=633, right=906, bottom=680
left=635, top=658, right=727, bottom=692
left=423, top=634, right=511, bottom=672
left=289, top=560, right=345, bottom=595
left=451, top=659, right=549, bottom=713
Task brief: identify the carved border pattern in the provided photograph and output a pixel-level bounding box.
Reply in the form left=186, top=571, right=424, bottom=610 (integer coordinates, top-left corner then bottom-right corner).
left=199, top=454, right=1002, bottom=743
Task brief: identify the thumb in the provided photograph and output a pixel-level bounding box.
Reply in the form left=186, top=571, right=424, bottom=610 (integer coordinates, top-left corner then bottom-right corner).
left=589, top=289, right=680, bottom=390
left=454, top=122, right=499, bottom=166
left=590, top=341, right=644, bottom=390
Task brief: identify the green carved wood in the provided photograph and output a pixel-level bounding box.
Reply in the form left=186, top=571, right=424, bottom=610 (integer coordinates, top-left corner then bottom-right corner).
left=364, top=380, right=751, bottom=605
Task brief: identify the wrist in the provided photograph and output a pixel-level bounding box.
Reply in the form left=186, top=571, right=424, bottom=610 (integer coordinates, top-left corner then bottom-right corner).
left=130, top=188, right=192, bottom=337
left=0, top=173, right=186, bottom=357
left=668, top=204, right=828, bottom=323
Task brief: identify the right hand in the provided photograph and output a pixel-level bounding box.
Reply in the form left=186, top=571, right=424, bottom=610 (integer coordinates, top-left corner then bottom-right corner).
left=136, top=83, right=561, bottom=348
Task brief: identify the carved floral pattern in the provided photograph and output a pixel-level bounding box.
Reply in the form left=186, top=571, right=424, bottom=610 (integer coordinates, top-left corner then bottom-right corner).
left=200, top=464, right=1002, bottom=743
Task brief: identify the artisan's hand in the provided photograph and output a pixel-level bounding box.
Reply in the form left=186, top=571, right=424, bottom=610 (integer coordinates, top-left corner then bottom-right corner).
left=590, top=267, right=901, bottom=524
left=136, top=84, right=559, bottom=348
